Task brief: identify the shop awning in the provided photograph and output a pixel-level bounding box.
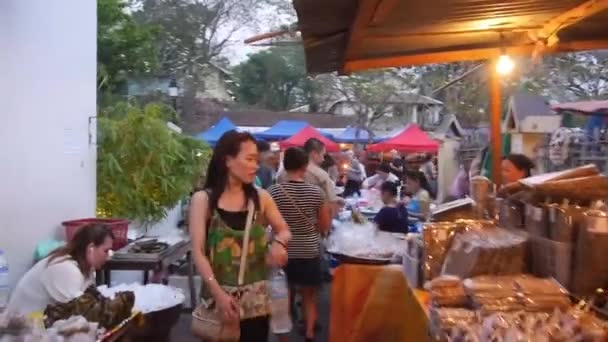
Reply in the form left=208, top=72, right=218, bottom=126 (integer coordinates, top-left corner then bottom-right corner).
left=552, top=100, right=608, bottom=114
left=334, top=126, right=383, bottom=143
left=280, top=125, right=341, bottom=152
left=254, top=120, right=309, bottom=140
left=291, top=0, right=608, bottom=74
left=195, top=117, right=237, bottom=145
left=367, top=124, right=439, bottom=153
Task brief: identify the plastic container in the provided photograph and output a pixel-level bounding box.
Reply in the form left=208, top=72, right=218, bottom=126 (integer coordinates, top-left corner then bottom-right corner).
left=268, top=269, right=292, bottom=334
left=62, top=218, right=130, bottom=250
left=0, top=249, right=10, bottom=310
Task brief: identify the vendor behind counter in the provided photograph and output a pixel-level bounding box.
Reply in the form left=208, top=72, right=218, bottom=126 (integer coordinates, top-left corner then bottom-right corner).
left=6, top=224, right=114, bottom=316
left=374, top=181, right=409, bottom=234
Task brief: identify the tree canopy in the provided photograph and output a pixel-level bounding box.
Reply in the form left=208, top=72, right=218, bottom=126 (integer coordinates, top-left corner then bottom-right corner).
left=233, top=47, right=309, bottom=110
left=97, top=0, right=158, bottom=92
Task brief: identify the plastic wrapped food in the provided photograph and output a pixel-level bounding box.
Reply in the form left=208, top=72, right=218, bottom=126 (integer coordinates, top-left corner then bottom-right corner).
left=432, top=308, right=478, bottom=329
left=423, top=220, right=497, bottom=281
left=426, top=276, right=467, bottom=307
left=442, top=309, right=607, bottom=342
left=423, top=222, right=465, bottom=281
left=441, top=228, right=527, bottom=279
left=326, top=221, right=406, bottom=261
left=514, top=277, right=566, bottom=296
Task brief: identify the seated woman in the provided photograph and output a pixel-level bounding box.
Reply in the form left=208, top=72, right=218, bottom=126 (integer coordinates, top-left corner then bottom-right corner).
left=502, top=153, right=535, bottom=184
left=6, top=224, right=114, bottom=315
left=362, top=163, right=400, bottom=190
left=403, top=170, right=433, bottom=224
left=374, top=181, right=409, bottom=234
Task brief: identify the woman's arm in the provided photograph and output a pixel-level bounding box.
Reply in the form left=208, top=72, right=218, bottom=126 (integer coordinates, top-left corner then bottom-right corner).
left=362, top=175, right=376, bottom=189
left=260, top=189, right=291, bottom=244
left=188, top=191, right=225, bottom=300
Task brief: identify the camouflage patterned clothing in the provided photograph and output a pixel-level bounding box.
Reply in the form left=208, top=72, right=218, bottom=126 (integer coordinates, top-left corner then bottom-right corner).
left=202, top=207, right=270, bottom=319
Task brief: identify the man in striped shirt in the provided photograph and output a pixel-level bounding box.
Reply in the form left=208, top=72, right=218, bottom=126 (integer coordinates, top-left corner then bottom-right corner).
left=269, top=147, right=331, bottom=342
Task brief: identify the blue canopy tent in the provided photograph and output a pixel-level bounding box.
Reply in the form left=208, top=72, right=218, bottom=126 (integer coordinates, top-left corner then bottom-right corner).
left=334, top=126, right=382, bottom=143
left=196, top=117, right=237, bottom=145
left=254, top=120, right=309, bottom=140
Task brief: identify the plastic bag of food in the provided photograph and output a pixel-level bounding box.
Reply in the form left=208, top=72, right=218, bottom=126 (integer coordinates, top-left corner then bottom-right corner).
left=441, top=228, right=526, bottom=278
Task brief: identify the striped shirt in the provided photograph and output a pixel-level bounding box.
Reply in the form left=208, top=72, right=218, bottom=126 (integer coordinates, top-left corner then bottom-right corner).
left=268, top=181, right=324, bottom=259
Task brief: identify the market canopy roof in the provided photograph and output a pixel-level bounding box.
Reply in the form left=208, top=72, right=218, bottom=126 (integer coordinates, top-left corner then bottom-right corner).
left=254, top=120, right=309, bottom=140
left=552, top=100, right=608, bottom=114
left=196, top=117, right=236, bottom=145
left=292, top=0, right=608, bottom=73
left=334, top=126, right=383, bottom=143
left=367, top=124, right=439, bottom=153
left=280, top=125, right=341, bottom=152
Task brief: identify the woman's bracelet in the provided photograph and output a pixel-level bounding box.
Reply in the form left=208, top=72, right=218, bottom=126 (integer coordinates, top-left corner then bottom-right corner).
left=272, top=238, right=287, bottom=249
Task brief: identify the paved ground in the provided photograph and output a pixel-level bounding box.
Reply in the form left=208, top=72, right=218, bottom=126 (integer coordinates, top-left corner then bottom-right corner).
left=170, top=285, right=331, bottom=342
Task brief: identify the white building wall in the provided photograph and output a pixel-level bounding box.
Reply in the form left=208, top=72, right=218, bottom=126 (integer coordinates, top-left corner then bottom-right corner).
left=0, top=0, right=97, bottom=287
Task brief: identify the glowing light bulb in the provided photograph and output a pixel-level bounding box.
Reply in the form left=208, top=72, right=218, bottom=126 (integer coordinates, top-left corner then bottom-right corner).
left=496, top=55, right=514, bottom=75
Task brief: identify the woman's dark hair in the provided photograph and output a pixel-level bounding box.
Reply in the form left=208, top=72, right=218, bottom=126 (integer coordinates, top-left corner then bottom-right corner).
left=377, top=163, right=391, bottom=173
left=203, top=130, right=260, bottom=211
left=380, top=181, right=398, bottom=197
left=283, top=147, right=309, bottom=171
left=48, top=224, right=114, bottom=276
left=256, top=139, right=270, bottom=153
left=503, top=153, right=535, bottom=177
left=405, top=169, right=435, bottom=199
left=321, top=154, right=335, bottom=170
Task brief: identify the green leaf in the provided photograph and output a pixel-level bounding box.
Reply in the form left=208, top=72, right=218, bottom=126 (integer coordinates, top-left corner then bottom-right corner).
left=97, top=101, right=210, bottom=224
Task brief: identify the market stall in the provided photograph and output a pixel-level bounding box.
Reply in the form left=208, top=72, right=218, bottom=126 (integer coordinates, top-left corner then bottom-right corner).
left=324, top=163, right=608, bottom=341
left=245, top=0, right=608, bottom=340
left=195, top=117, right=237, bottom=146
left=367, top=124, right=439, bottom=154
left=279, top=125, right=340, bottom=152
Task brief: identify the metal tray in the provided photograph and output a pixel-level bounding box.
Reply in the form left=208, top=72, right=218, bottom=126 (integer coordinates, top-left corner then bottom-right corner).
left=329, top=252, right=392, bottom=265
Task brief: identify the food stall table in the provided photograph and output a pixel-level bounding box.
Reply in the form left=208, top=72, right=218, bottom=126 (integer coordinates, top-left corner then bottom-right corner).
left=96, top=239, right=197, bottom=309
left=330, top=264, right=430, bottom=342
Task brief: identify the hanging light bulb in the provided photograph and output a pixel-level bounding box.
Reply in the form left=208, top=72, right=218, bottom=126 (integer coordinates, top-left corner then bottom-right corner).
left=496, top=54, right=514, bottom=75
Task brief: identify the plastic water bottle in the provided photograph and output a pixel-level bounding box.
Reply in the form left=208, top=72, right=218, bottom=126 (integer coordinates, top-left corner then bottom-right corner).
left=269, top=268, right=292, bottom=334
left=0, top=250, right=10, bottom=311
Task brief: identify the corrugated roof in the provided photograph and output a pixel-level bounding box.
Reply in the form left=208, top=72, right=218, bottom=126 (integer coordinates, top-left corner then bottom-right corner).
left=293, top=0, right=608, bottom=73
left=510, top=92, right=554, bottom=121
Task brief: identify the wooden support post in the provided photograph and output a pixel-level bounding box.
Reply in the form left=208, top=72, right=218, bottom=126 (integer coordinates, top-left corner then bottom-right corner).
left=489, top=62, right=502, bottom=186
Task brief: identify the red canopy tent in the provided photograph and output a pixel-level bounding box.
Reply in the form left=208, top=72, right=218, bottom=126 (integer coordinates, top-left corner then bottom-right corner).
left=279, top=125, right=340, bottom=152
left=367, top=124, right=439, bottom=153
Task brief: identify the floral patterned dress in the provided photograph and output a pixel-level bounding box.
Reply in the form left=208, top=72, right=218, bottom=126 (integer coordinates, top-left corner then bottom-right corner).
left=201, top=207, right=270, bottom=318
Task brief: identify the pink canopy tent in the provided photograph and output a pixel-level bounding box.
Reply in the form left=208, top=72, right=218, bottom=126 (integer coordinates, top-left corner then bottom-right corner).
left=367, top=124, right=439, bottom=153
left=279, top=125, right=340, bottom=152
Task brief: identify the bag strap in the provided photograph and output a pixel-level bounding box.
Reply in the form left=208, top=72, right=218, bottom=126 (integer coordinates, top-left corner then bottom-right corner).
left=279, top=184, right=315, bottom=229
left=237, top=199, right=255, bottom=286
